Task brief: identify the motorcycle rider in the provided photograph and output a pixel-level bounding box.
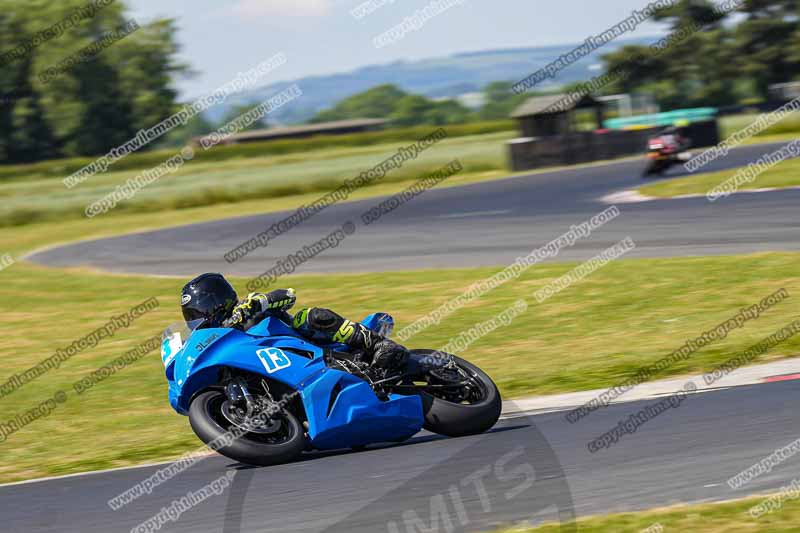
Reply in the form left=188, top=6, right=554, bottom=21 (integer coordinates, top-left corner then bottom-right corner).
left=659, top=123, right=691, bottom=152
left=180, top=273, right=409, bottom=371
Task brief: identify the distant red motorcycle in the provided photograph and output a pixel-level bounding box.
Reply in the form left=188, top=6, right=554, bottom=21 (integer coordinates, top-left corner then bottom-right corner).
left=642, top=128, right=692, bottom=177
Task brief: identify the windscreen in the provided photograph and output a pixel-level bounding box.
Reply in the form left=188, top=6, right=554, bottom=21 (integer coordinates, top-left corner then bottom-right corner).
left=160, top=319, right=205, bottom=368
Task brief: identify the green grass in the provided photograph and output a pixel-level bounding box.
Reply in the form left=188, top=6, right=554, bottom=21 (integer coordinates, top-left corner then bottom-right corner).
left=720, top=111, right=800, bottom=139
left=717, top=110, right=800, bottom=146
left=1, top=248, right=799, bottom=483
left=637, top=111, right=800, bottom=199
left=0, top=110, right=789, bottom=186
left=639, top=147, right=800, bottom=198
left=13, top=112, right=798, bottom=227
left=0, top=131, right=513, bottom=227
left=1, top=128, right=652, bottom=235
left=501, top=494, right=800, bottom=532
left=0, top=116, right=798, bottom=484
left=0, top=120, right=515, bottom=183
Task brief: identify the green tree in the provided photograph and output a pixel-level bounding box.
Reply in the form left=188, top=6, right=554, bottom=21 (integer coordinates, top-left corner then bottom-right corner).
left=598, top=0, right=740, bottom=109
left=424, top=99, right=474, bottom=125
left=479, top=81, right=529, bottom=120
left=311, top=84, right=472, bottom=127
left=0, top=0, right=186, bottom=162
left=156, top=112, right=216, bottom=149
left=735, top=0, right=800, bottom=99
left=311, top=84, right=408, bottom=123
left=388, top=94, right=435, bottom=126
left=218, top=103, right=268, bottom=131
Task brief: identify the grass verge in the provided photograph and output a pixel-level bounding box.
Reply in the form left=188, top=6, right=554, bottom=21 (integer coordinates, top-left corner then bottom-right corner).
left=501, top=494, right=800, bottom=532
left=720, top=111, right=800, bottom=140
left=638, top=147, right=800, bottom=198
left=0, top=121, right=515, bottom=183
left=0, top=131, right=513, bottom=227
left=0, top=251, right=798, bottom=483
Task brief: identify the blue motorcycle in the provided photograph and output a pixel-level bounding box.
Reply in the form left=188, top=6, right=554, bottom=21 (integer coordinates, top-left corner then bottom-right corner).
left=161, top=312, right=501, bottom=466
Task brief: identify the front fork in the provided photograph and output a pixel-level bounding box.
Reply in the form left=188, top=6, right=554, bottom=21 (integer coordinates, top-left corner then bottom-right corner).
left=225, top=378, right=258, bottom=417
left=222, top=373, right=283, bottom=423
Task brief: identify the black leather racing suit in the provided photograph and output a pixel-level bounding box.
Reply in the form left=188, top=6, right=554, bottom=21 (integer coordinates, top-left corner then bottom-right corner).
left=221, top=289, right=407, bottom=370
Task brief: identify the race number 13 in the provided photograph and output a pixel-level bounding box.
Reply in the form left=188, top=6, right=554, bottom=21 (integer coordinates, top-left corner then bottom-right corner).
left=256, top=348, right=292, bottom=374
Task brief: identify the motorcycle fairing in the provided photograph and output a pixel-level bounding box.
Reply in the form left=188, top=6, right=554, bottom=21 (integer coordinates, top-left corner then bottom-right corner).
left=165, top=316, right=423, bottom=449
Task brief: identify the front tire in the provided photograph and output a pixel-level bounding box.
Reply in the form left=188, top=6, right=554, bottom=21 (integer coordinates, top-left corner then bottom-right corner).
left=189, top=390, right=306, bottom=466
left=411, top=351, right=502, bottom=437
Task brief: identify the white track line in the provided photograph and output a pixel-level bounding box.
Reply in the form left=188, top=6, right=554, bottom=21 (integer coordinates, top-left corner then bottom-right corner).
left=601, top=184, right=800, bottom=204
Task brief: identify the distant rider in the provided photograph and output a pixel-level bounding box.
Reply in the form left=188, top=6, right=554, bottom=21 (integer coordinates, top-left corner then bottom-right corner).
left=659, top=125, right=690, bottom=152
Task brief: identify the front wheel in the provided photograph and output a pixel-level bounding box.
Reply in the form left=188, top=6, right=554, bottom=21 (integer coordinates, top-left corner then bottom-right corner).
left=408, top=350, right=502, bottom=437
left=188, top=390, right=305, bottom=466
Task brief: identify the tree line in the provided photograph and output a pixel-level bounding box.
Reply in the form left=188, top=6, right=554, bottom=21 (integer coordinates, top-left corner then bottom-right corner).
left=1, top=0, right=797, bottom=165
left=598, top=0, right=800, bottom=109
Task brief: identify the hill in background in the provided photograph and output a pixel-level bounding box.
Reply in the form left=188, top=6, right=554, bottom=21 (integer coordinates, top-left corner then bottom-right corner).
left=206, top=37, right=656, bottom=124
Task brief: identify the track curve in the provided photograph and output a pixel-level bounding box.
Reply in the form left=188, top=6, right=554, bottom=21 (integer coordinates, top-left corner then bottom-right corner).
left=27, top=141, right=800, bottom=276
left=10, top=141, right=800, bottom=531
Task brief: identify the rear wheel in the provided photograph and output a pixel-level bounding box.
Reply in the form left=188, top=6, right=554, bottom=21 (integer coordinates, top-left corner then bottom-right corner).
left=189, top=390, right=305, bottom=466
left=408, top=350, right=502, bottom=437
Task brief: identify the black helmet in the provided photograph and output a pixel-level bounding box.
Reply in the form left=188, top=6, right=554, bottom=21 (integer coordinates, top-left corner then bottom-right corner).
left=180, top=273, right=238, bottom=327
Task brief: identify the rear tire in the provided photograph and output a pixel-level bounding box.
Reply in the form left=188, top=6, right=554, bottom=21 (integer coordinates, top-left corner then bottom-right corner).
left=411, top=351, right=502, bottom=437
left=189, top=390, right=306, bottom=466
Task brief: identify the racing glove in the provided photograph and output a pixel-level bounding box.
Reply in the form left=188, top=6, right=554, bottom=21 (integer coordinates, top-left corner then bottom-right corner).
left=223, top=288, right=296, bottom=329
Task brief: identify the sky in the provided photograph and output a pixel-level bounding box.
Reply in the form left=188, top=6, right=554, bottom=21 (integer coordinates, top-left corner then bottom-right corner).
left=126, top=0, right=671, bottom=99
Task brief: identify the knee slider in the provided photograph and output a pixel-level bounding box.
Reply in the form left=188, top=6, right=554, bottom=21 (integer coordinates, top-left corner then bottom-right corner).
left=307, top=307, right=341, bottom=332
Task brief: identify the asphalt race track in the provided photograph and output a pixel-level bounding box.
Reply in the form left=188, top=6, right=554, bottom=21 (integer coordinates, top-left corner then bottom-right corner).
left=28, top=141, right=800, bottom=276
left=2, top=381, right=800, bottom=532
left=13, top=141, right=800, bottom=532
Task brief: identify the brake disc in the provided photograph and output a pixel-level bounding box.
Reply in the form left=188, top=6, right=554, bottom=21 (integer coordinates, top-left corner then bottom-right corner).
left=221, top=400, right=283, bottom=434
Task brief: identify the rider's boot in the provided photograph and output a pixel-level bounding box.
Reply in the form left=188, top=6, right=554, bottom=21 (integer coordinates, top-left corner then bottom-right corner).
left=369, top=338, right=410, bottom=373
